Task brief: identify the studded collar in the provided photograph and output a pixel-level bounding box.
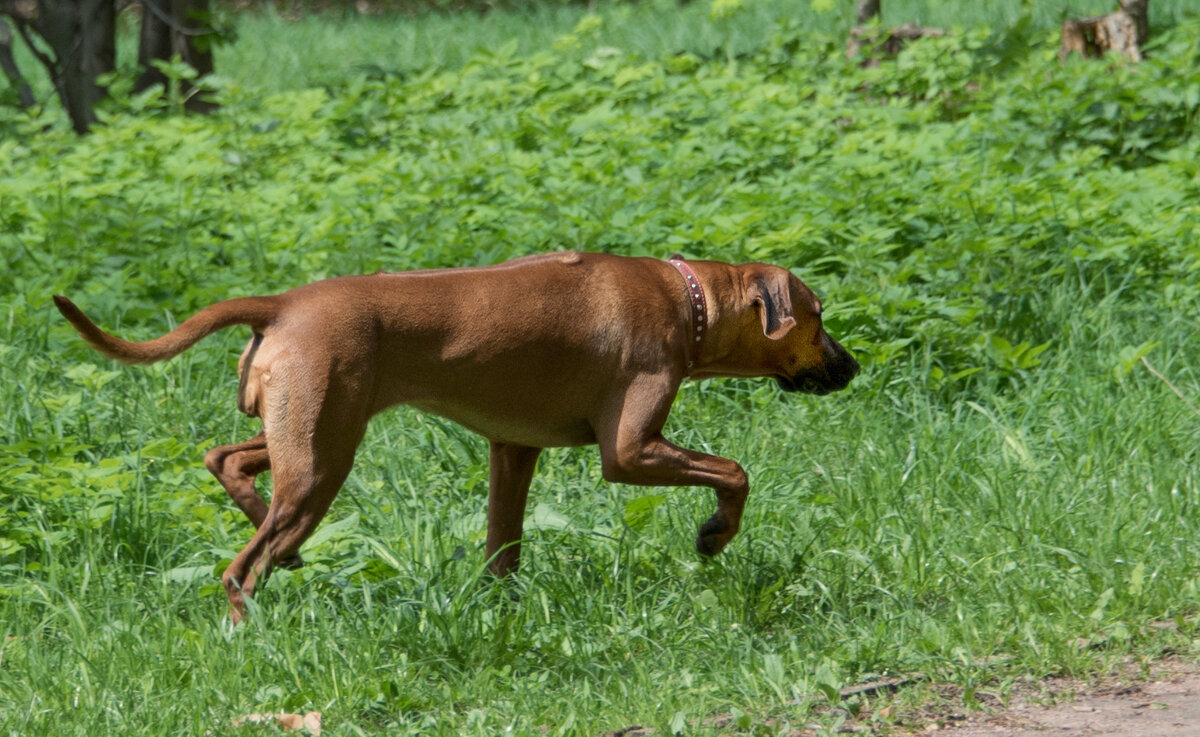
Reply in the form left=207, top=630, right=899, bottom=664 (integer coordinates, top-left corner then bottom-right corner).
left=666, top=255, right=707, bottom=371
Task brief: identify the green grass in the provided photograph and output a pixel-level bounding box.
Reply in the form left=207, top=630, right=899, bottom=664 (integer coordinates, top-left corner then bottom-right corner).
left=2, top=1, right=1200, bottom=735
left=4, top=0, right=1198, bottom=99
left=213, top=0, right=1199, bottom=93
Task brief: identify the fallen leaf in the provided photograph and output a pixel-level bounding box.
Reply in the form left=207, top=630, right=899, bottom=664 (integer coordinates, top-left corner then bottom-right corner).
left=232, top=711, right=322, bottom=734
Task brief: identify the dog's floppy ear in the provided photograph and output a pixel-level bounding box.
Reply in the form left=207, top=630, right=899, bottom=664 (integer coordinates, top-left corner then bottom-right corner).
left=748, top=269, right=797, bottom=341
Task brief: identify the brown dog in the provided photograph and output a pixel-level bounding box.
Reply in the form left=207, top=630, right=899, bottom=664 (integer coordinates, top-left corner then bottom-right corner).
left=54, top=252, right=858, bottom=621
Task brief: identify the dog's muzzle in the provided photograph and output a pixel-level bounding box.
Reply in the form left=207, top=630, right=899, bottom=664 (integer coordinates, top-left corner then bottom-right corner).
left=778, top=336, right=860, bottom=395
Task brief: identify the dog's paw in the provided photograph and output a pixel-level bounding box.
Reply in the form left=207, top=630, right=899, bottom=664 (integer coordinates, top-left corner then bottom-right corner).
left=695, top=516, right=731, bottom=557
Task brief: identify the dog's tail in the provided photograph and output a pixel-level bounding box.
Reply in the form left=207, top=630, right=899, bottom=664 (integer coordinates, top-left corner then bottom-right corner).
left=53, top=294, right=282, bottom=365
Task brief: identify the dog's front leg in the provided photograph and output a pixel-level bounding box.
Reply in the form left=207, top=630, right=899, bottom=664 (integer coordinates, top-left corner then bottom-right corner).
left=596, top=376, right=750, bottom=557
left=486, top=441, right=543, bottom=576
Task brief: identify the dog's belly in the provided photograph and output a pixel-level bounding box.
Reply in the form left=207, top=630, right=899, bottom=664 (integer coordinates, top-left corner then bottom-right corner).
left=371, top=332, right=622, bottom=449
left=406, top=398, right=597, bottom=448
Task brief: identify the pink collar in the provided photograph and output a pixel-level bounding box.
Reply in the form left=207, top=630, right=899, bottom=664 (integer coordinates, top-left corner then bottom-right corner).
left=667, top=256, right=707, bottom=370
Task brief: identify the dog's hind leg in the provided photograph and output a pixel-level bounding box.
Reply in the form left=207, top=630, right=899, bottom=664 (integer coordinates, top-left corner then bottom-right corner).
left=221, top=448, right=359, bottom=622
left=204, top=432, right=270, bottom=526
left=203, top=432, right=304, bottom=570
left=220, top=376, right=368, bottom=623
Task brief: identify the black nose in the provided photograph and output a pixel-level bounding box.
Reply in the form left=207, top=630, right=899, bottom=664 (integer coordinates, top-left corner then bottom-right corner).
left=779, top=335, right=860, bottom=395
left=823, top=360, right=856, bottom=392
left=835, top=351, right=860, bottom=385
left=821, top=335, right=859, bottom=391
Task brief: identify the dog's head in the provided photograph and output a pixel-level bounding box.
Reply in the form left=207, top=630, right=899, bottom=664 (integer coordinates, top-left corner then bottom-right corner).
left=734, top=265, right=859, bottom=395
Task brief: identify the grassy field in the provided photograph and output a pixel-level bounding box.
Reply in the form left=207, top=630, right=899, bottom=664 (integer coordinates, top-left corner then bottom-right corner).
left=216, top=0, right=1200, bottom=92
left=2, top=1, right=1200, bottom=735
left=5, top=1, right=1199, bottom=96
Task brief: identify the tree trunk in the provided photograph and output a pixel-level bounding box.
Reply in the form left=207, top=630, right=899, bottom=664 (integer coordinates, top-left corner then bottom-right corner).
left=1061, top=0, right=1149, bottom=63
left=134, top=0, right=217, bottom=113
left=37, top=0, right=115, bottom=133
left=855, top=0, right=880, bottom=25
left=2, top=0, right=116, bottom=133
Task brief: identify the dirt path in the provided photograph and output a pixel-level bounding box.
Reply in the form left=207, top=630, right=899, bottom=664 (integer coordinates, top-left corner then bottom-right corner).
left=940, top=665, right=1200, bottom=737
left=599, top=659, right=1200, bottom=737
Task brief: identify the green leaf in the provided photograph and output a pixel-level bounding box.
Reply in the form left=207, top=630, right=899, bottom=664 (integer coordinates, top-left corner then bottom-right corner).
left=1113, top=341, right=1159, bottom=380
left=305, top=511, right=361, bottom=549
left=529, top=503, right=571, bottom=531
left=1128, top=562, right=1146, bottom=597
left=623, top=494, right=666, bottom=530
left=1090, top=588, right=1115, bottom=622
left=693, top=588, right=719, bottom=610
left=162, top=564, right=216, bottom=584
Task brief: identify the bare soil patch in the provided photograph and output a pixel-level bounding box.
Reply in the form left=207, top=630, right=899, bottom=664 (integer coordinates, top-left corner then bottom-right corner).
left=599, top=658, right=1200, bottom=737
left=932, top=658, right=1200, bottom=737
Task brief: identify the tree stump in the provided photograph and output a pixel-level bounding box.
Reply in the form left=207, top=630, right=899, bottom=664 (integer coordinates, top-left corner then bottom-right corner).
left=1060, top=0, right=1149, bottom=63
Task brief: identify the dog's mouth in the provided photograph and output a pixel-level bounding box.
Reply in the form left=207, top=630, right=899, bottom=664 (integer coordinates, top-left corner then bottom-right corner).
left=777, top=374, right=832, bottom=395
left=779, top=352, right=860, bottom=396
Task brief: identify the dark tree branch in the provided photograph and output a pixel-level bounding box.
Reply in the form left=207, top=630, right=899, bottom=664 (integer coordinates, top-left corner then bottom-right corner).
left=11, top=14, right=56, bottom=73
left=140, top=0, right=213, bottom=36
left=0, top=17, right=35, bottom=107
left=846, top=0, right=944, bottom=66
left=847, top=22, right=944, bottom=66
